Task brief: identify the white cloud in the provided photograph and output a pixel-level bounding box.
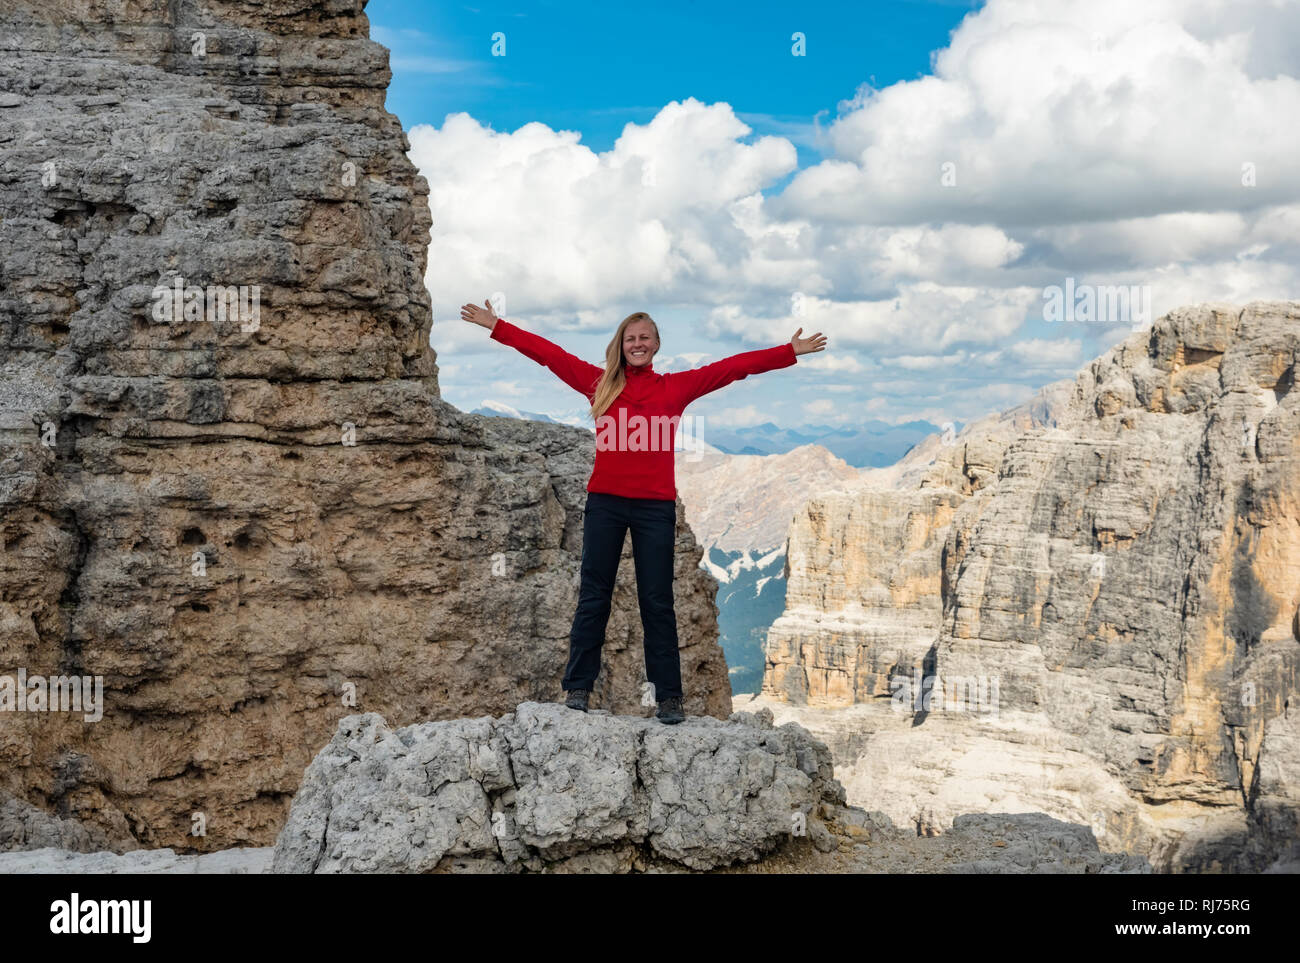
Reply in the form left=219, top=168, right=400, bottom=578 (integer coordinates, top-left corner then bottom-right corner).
left=417, top=0, right=1300, bottom=427
left=710, top=405, right=768, bottom=427
left=781, top=0, right=1300, bottom=226
left=412, top=101, right=798, bottom=317
left=487, top=380, right=527, bottom=397
left=701, top=285, right=1040, bottom=351
left=802, top=399, right=837, bottom=418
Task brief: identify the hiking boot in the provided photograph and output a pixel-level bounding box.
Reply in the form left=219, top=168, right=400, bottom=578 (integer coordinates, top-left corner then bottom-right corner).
left=656, top=696, right=685, bottom=725
left=564, top=689, right=590, bottom=713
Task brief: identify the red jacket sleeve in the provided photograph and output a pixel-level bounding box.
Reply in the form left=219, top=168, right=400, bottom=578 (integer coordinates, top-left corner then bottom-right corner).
left=489, top=318, right=603, bottom=401
left=670, top=342, right=797, bottom=407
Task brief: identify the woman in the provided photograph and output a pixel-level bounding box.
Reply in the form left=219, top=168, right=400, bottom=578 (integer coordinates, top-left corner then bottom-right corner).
left=461, top=299, right=827, bottom=724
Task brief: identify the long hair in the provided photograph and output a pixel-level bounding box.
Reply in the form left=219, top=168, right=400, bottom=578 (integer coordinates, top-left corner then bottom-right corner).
left=591, top=311, right=659, bottom=420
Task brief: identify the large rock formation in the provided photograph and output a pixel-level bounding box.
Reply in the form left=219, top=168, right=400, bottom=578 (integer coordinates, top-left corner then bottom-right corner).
left=271, top=702, right=843, bottom=873
left=676, top=443, right=863, bottom=693
left=264, top=702, right=1148, bottom=873
left=0, top=701, right=1152, bottom=873
left=0, top=0, right=731, bottom=853
left=764, top=380, right=1070, bottom=704
left=761, top=301, right=1300, bottom=872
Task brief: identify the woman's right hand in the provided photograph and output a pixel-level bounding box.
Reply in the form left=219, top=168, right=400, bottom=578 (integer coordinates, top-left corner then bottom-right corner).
left=460, top=299, right=500, bottom=329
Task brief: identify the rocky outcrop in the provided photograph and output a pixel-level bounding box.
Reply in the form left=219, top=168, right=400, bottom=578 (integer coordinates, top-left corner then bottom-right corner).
left=764, top=382, right=1069, bottom=704
left=264, top=701, right=1149, bottom=873
left=0, top=788, right=123, bottom=853
left=271, top=702, right=845, bottom=873
left=0, top=1, right=730, bottom=853
left=760, top=301, right=1300, bottom=872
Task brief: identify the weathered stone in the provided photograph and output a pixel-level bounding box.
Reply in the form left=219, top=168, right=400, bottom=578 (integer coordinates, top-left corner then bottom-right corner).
left=0, top=844, right=272, bottom=874
left=0, top=788, right=124, bottom=853
left=0, top=1, right=731, bottom=853
left=269, top=702, right=845, bottom=873
left=759, top=301, right=1300, bottom=872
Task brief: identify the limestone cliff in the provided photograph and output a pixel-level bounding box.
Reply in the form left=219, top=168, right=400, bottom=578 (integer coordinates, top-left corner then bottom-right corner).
left=765, top=380, right=1070, bottom=704
left=0, top=0, right=731, bottom=853
left=761, top=301, right=1300, bottom=872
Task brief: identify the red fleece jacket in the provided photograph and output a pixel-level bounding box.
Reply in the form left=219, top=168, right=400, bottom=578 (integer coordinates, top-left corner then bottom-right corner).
left=489, top=317, right=798, bottom=500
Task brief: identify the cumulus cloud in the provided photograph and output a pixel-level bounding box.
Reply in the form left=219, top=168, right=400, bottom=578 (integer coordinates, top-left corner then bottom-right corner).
left=412, top=101, right=798, bottom=318
left=700, top=285, right=1040, bottom=351
left=781, top=0, right=1300, bottom=226
left=417, top=0, right=1300, bottom=426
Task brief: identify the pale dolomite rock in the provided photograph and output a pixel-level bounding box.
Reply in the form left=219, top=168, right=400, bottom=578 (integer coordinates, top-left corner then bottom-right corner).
left=0, top=845, right=273, bottom=874
left=758, top=300, right=1300, bottom=872
left=270, top=702, right=846, bottom=873
left=0, top=1, right=731, bottom=853
left=676, top=444, right=863, bottom=556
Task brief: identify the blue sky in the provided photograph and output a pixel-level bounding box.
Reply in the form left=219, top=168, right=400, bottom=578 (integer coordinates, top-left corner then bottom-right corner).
left=366, top=0, right=1300, bottom=434
left=373, top=0, right=980, bottom=166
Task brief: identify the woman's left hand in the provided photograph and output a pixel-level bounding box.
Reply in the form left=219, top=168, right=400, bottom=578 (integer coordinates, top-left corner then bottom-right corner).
left=791, top=328, right=828, bottom=357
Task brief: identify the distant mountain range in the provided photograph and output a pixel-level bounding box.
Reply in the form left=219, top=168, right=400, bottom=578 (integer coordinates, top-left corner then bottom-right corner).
left=695, top=420, right=956, bottom=468
left=470, top=401, right=593, bottom=428
left=473, top=401, right=951, bottom=468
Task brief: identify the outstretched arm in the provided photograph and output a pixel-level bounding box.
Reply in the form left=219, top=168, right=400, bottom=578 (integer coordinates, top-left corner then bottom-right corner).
left=462, top=299, right=603, bottom=400
left=670, top=328, right=826, bottom=407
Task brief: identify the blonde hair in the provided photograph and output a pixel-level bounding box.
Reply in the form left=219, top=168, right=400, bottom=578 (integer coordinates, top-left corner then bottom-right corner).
left=591, top=312, right=659, bottom=420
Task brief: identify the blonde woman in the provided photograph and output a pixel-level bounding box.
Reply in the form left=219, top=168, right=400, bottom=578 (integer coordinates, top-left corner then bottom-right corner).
left=462, top=299, right=827, bottom=723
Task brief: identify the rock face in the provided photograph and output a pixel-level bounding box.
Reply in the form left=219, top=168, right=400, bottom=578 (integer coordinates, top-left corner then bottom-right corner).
left=676, top=443, right=864, bottom=694
left=764, top=487, right=965, bottom=704
left=268, top=701, right=1150, bottom=873
left=761, top=301, right=1300, bottom=872
left=764, top=381, right=1070, bottom=704
left=0, top=1, right=731, bottom=853
left=271, top=702, right=844, bottom=873
left=0, top=788, right=122, bottom=853
left=676, top=443, right=863, bottom=557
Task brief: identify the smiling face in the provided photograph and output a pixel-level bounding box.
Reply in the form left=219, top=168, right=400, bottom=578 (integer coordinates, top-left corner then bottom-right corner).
left=623, top=319, right=659, bottom=368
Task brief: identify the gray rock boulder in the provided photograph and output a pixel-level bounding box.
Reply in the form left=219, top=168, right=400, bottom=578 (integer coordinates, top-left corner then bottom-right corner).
left=0, top=790, right=123, bottom=854
left=271, top=702, right=846, bottom=873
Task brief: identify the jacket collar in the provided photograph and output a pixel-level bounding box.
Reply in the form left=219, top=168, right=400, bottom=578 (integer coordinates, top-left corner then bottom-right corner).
left=624, top=358, right=655, bottom=376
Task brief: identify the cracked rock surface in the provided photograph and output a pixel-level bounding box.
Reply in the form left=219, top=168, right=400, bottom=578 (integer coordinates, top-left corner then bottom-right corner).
left=761, top=301, right=1300, bottom=872
left=0, top=0, right=732, bottom=851
left=270, top=702, right=846, bottom=873
left=0, top=705, right=1152, bottom=875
